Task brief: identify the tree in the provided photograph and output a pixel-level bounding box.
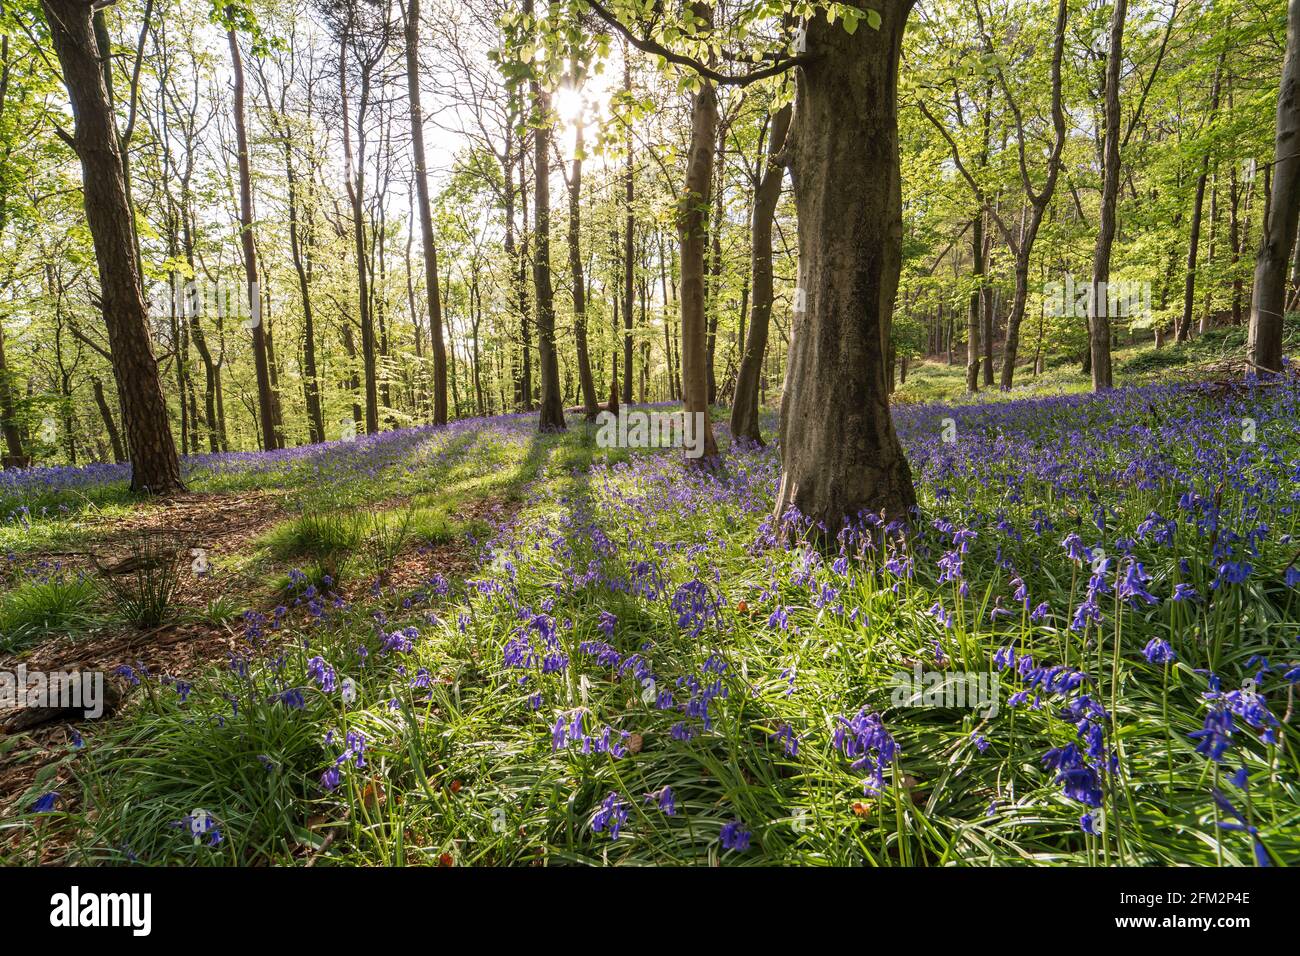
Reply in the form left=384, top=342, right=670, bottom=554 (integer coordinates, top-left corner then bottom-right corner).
left=730, top=100, right=790, bottom=444
left=590, top=0, right=916, bottom=519
left=774, top=1, right=917, bottom=523
left=1249, top=0, right=1300, bottom=373
left=991, top=0, right=1068, bottom=391
left=676, top=4, right=720, bottom=464
left=222, top=4, right=281, bottom=451
left=404, top=0, right=449, bottom=424
left=40, top=0, right=184, bottom=494
left=563, top=83, right=600, bottom=419
left=523, top=0, right=566, bottom=431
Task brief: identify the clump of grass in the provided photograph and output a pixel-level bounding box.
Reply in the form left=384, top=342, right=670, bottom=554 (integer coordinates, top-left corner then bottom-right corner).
left=75, top=657, right=332, bottom=865
left=360, top=505, right=415, bottom=584
left=193, top=595, right=243, bottom=627
left=408, top=506, right=489, bottom=548
left=0, top=575, right=101, bottom=651
left=96, top=531, right=186, bottom=629
left=265, top=510, right=363, bottom=562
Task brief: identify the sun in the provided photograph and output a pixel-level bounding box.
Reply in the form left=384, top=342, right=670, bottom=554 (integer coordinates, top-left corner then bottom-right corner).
left=553, top=83, right=588, bottom=126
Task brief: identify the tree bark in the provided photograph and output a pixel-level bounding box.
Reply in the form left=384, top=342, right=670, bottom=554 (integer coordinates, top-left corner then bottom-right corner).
left=1180, top=54, right=1225, bottom=341
left=42, top=0, right=183, bottom=494
left=1249, top=0, right=1300, bottom=374
left=775, top=0, right=917, bottom=526
left=530, top=0, right=565, bottom=432
left=1000, top=0, right=1067, bottom=390
left=677, top=5, right=719, bottom=464
left=1089, top=0, right=1127, bottom=391
left=227, top=24, right=279, bottom=451
left=567, top=119, right=600, bottom=418
left=340, top=24, right=379, bottom=433
left=404, top=0, right=448, bottom=424
left=622, top=53, right=635, bottom=407
left=730, top=102, right=791, bottom=445
left=966, top=212, right=984, bottom=392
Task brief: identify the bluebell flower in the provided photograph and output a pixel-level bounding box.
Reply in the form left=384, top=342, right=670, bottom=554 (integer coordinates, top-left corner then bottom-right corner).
left=591, top=791, right=628, bottom=838
left=1143, top=638, right=1175, bottom=664
left=720, top=819, right=751, bottom=852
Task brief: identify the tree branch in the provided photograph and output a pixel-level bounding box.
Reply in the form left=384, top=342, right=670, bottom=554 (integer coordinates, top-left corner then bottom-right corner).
left=583, top=0, right=812, bottom=87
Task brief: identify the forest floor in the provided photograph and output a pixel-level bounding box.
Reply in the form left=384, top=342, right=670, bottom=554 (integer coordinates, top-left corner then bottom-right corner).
left=0, top=339, right=1297, bottom=866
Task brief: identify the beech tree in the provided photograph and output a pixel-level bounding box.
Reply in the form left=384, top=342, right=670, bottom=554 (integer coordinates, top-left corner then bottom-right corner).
left=1250, top=0, right=1300, bottom=373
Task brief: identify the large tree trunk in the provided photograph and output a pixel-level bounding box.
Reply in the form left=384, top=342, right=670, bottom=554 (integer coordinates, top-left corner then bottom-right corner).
left=568, top=120, right=600, bottom=419
left=730, top=102, right=791, bottom=445
left=227, top=25, right=279, bottom=451
left=42, top=0, right=183, bottom=494
left=405, top=0, right=448, bottom=425
left=775, top=0, right=917, bottom=526
left=1249, top=0, right=1300, bottom=374
left=677, top=5, right=719, bottom=464
left=1089, top=0, right=1127, bottom=391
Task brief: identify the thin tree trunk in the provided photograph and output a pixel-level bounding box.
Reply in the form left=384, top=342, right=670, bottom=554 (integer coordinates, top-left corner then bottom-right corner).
left=966, top=213, right=984, bottom=392
left=1000, top=0, right=1067, bottom=390
left=731, top=102, right=791, bottom=445
left=568, top=118, right=599, bottom=418
left=622, top=51, right=635, bottom=407
left=227, top=24, right=279, bottom=451
left=1180, top=54, right=1225, bottom=341
left=405, top=0, right=448, bottom=425
left=1090, top=0, right=1127, bottom=390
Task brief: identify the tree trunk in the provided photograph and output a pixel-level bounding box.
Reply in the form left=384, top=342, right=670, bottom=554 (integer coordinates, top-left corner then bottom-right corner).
left=91, top=377, right=125, bottom=462
left=1249, top=0, right=1300, bottom=374
left=999, top=0, right=1066, bottom=392
left=1089, top=0, right=1127, bottom=391
left=966, top=213, right=984, bottom=392
left=1180, top=54, right=1225, bottom=341
left=775, top=0, right=917, bottom=526
left=568, top=119, right=599, bottom=418
left=530, top=1, right=565, bottom=432
left=227, top=24, right=279, bottom=451
left=405, top=0, right=448, bottom=425
left=340, top=28, right=379, bottom=433
left=730, top=102, right=791, bottom=445
left=42, top=0, right=183, bottom=494
left=0, top=314, right=25, bottom=467
left=677, top=4, right=719, bottom=464
left=622, top=53, right=635, bottom=407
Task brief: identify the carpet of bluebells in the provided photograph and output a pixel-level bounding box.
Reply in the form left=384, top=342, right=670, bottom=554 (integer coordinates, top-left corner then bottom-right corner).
left=8, top=376, right=1300, bottom=865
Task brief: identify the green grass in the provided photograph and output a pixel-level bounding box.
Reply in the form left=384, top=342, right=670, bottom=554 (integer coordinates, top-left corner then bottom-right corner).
left=0, top=576, right=102, bottom=652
